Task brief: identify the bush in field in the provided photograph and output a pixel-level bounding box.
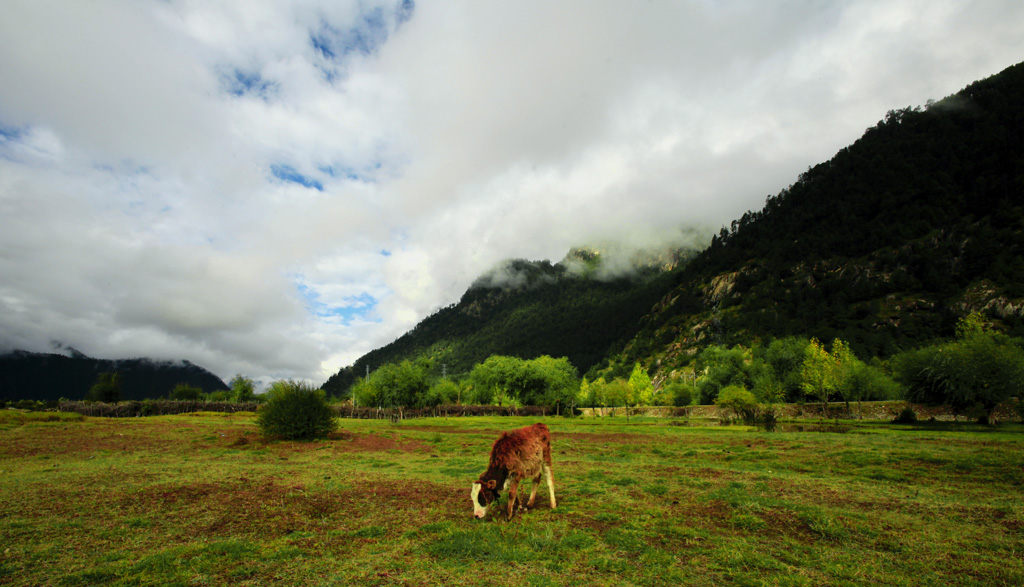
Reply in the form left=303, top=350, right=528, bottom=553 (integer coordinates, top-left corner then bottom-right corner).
left=715, top=385, right=758, bottom=423
left=893, top=313, right=1024, bottom=423
left=893, top=405, right=918, bottom=424
left=257, top=381, right=336, bottom=440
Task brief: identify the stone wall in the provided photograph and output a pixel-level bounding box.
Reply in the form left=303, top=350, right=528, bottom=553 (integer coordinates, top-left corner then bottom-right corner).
left=578, top=400, right=1021, bottom=422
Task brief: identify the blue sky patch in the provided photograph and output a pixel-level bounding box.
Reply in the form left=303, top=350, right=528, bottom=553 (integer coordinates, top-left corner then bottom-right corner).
left=222, top=68, right=277, bottom=99
left=310, top=1, right=414, bottom=64
left=271, top=164, right=324, bottom=191
left=0, top=123, right=23, bottom=141
left=297, top=284, right=379, bottom=322
left=318, top=163, right=381, bottom=183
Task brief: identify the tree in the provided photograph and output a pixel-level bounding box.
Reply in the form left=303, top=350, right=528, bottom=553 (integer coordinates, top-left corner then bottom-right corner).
left=800, top=338, right=850, bottom=416
left=577, top=377, right=591, bottom=412
left=757, top=337, right=812, bottom=401
left=586, top=377, right=612, bottom=416
left=894, top=313, right=1024, bottom=423
left=663, top=381, right=694, bottom=407
left=529, top=355, right=579, bottom=410
left=596, top=378, right=630, bottom=417
left=469, top=356, right=525, bottom=405
left=467, top=355, right=578, bottom=408
left=170, top=383, right=203, bottom=401
left=364, top=359, right=431, bottom=408
left=86, top=372, right=122, bottom=403
left=229, top=374, right=256, bottom=403
left=696, top=345, right=765, bottom=404
left=715, top=385, right=759, bottom=423
left=423, top=378, right=460, bottom=407
left=351, top=378, right=377, bottom=408
left=829, top=338, right=858, bottom=411
left=256, top=380, right=336, bottom=440
left=628, top=362, right=654, bottom=407
left=837, top=359, right=901, bottom=417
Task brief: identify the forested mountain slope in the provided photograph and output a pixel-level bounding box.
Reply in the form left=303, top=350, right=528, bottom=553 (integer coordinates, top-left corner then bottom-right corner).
left=322, top=249, right=693, bottom=396
left=325, top=61, right=1024, bottom=394
left=597, top=61, right=1024, bottom=381
left=0, top=349, right=229, bottom=401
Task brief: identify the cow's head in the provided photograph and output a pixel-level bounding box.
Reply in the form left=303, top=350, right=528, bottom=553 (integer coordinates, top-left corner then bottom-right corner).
left=471, top=479, right=499, bottom=519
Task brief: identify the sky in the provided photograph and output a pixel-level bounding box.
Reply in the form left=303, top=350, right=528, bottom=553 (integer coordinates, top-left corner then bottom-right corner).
left=1, top=1, right=1022, bottom=388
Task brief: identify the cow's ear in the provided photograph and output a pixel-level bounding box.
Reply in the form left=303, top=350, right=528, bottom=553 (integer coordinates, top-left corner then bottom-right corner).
left=486, top=480, right=497, bottom=490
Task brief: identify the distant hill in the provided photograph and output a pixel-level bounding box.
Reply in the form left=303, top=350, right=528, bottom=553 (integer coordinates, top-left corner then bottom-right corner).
left=321, top=245, right=698, bottom=396
left=324, top=60, right=1024, bottom=393
left=0, top=349, right=229, bottom=401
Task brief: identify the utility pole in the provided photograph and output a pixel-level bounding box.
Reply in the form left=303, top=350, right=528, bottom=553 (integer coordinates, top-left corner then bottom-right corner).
left=442, top=364, right=447, bottom=379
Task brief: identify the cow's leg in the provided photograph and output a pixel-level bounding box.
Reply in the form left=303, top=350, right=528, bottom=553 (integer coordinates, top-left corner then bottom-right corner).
left=527, top=473, right=541, bottom=508
left=506, top=478, right=521, bottom=521
left=544, top=464, right=557, bottom=509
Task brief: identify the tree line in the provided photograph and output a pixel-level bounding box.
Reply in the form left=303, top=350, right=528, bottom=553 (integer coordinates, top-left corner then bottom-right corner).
left=330, top=313, right=1024, bottom=424
left=80, top=372, right=262, bottom=404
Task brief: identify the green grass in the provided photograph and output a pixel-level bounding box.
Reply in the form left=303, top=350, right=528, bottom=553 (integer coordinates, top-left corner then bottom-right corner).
left=1, top=414, right=1022, bottom=586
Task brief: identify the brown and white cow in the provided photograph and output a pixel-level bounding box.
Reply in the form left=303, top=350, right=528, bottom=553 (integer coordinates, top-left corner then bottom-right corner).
left=471, top=422, right=557, bottom=520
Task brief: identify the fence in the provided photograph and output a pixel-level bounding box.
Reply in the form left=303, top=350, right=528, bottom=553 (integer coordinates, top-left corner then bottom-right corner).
left=59, top=400, right=259, bottom=418
left=331, top=404, right=552, bottom=420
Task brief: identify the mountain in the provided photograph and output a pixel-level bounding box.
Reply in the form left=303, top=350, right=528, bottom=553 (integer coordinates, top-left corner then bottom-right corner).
left=0, top=349, right=229, bottom=402
left=321, top=245, right=698, bottom=396
left=324, top=61, right=1024, bottom=393
left=597, top=61, right=1024, bottom=380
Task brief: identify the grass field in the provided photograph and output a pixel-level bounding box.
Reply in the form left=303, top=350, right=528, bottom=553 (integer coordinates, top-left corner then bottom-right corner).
left=1, top=413, right=1022, bottom=586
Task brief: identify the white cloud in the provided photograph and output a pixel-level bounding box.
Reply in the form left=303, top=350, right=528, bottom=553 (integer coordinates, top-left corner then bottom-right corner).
left=1, top=0, right=1023, bottom=386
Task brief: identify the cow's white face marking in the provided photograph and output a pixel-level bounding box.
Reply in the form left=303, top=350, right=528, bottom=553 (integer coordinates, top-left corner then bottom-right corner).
left=471, top=483, right=487, bottom=518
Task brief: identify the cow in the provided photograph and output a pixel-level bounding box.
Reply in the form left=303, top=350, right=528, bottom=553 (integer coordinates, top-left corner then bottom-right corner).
left=471, top=422, right=557, bottom=520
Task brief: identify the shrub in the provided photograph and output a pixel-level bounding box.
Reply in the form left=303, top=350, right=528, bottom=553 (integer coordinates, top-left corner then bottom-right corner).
left=715, top=385, right=759, bottom=423
left=893, top=317, right=1024, bottom=423
left=170, top=383, right=203, bottom=401
left=893, top=405, right=918, bottom=424
left=256, top=380, right=336, bottom=440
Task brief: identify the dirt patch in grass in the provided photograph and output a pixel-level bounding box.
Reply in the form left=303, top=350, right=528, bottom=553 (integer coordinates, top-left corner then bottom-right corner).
left=217, top=430, right=432, bottom=454
left=387, top=425, right=501, bottom=435
left=335, top=433, right=432, bottom=453
left=560, top=432, right=656, bottom=445
left=0, top=420, right=188, bottom=458
left=123, top=476, right=466, bottom=538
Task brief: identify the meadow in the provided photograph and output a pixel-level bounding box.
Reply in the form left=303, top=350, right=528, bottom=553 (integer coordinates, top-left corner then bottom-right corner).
left=1, top=412, right=1022, bottom=586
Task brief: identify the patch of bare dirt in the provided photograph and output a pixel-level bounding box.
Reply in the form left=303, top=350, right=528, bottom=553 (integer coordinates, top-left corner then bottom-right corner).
left=561, top=432, right=655, bottom=445
left=0, top=420, right=188, bottom=458
left=125, top=476, right=466, bottom=538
